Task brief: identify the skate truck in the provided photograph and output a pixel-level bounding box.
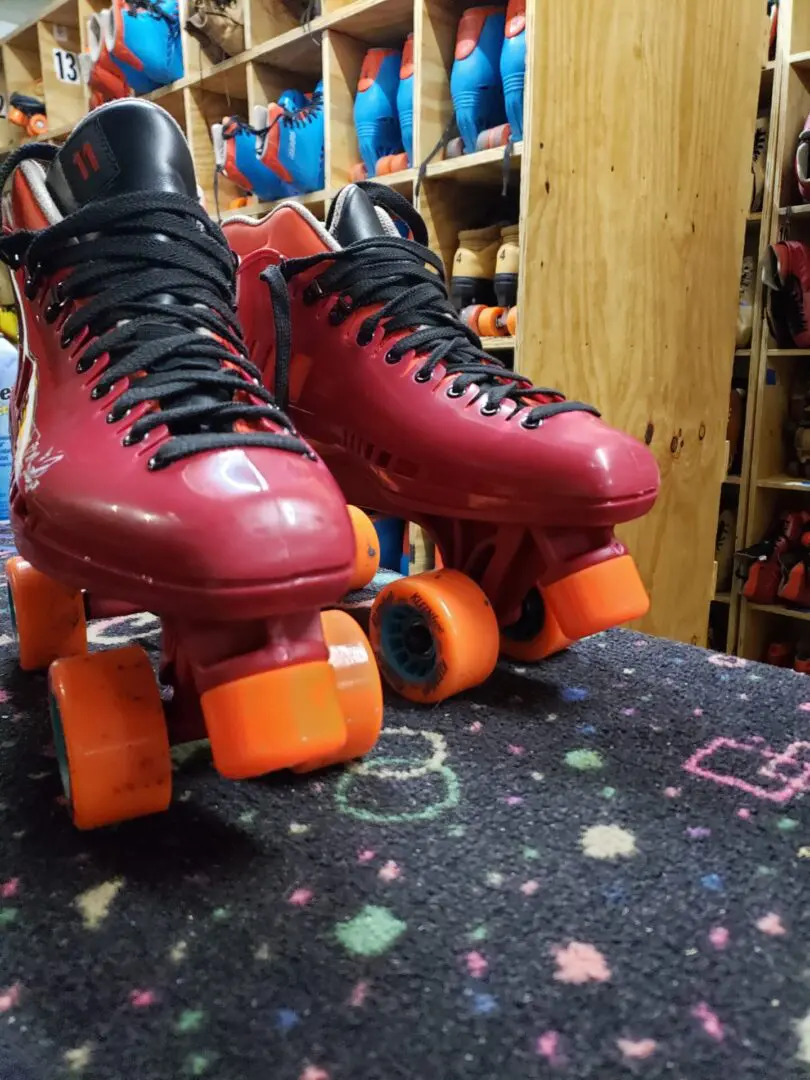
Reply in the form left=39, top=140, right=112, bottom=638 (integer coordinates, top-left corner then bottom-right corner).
left=225, top=182, right=660, bottom=706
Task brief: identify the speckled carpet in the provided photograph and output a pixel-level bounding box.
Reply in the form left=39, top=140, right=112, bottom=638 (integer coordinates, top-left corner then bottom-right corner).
left=0, top=542, right=809, bottom=1078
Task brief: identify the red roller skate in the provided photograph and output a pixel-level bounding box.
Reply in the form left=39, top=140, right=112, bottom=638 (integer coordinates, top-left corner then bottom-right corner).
left=8, top=93, right=47, bottom=138
left=224, top=182, right=659, bottom=704
left=764, top=241, right=810, bottom=350
left=0, top=101, right=382, bottom=829
left=737, top=511, right=809, bottom=604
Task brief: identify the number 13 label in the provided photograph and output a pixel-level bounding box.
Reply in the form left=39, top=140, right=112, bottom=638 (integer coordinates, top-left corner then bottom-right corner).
left=53, top=48, right=79, bottom=83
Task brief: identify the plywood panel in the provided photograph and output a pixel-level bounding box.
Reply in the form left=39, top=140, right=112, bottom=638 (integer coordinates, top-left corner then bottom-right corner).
left=518, top=0, right=762, bottom=644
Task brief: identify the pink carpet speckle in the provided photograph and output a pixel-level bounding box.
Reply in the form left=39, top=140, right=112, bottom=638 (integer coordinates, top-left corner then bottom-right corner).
left=289, top=888, right=314, bottom=907
left=617, top=1038, right=658, bottom=1060
left=0, top=984, right=21, bottom=1013
left=465, top=951, right=488, bottom=978
left=621, top=707, right=636, bottom=716
left=504, top=795, right=524, bottom=806
left=348, top=980, right=369, bottom=1008
left=299, top=1068, right=330, bottom=1080
left=357, top=849, right=375, bottom=863
left=0, top=877, right=19, bottom=898
left=799, top=702, right=810, bottom=712
left=737, top=808, right=752, bottom=820
left=520, top=880, right=540, bottom=896
left=535, top=1030, right=565, bottom=1066
left=468, top=721, right=483, bottom=734
left=552, top=942, right=611, bottom=984
left=507, top=744, right=525, bottom=755
left=664, top=787, right=681, bottom=798
left=692, top=1002, right=724, bottom=1041
left=709, top=926, right=729, bottom=950
left=756, top=912, right=786, bottom=936
left=129, top=989, right=156, bottom=1008
left=378, top=861, right=401, bottom=883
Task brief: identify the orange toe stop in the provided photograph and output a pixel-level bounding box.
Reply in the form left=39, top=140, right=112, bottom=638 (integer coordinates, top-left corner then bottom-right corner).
left=293, top=609, right=383, bottom=772
left=545, top=554, right=649, bottom=642
left=201, top=659, right=346, bottom=780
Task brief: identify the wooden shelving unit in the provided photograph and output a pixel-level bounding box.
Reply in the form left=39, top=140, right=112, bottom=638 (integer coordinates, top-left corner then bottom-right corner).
left=0, top=0, right=766, bottom=646
left=709, top=11, right=783, bottom=654
left=736, top=0, right=810, bottom=661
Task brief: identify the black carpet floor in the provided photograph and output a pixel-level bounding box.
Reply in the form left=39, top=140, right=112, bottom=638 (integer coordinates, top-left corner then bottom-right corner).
left=1, top=549, right=810, bottom=1078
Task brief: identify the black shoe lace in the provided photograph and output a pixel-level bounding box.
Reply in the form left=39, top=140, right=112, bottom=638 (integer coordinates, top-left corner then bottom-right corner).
left=280, top=89, right=323, bottom=128
left=263, top=182, right=598, bottom=427
left=0, top=143, right=310, bottom=470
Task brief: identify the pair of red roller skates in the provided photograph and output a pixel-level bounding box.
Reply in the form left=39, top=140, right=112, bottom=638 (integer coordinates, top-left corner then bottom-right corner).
left=739, top=511, right=810, bottom=607
left=0, top=100, right=658, bottom=829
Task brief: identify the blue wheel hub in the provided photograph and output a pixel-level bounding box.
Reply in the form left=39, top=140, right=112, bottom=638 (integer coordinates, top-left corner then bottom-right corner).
left=379, top=603, right=437, bottom=684
left=48, top=690, right=71, bottom=801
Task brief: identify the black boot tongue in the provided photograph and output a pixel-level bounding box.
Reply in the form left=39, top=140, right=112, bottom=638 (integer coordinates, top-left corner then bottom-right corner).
left=45, top=99, right=197, bottom=213
left=328, top=184, right=387, bottom=245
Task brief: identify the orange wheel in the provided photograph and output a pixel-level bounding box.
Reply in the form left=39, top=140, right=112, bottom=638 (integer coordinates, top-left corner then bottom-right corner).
left=506, top=307, right=517, bottom=335
left=499, top=585, right=572, bottom=662
left=27, top=114, right=47, bottom=137
left=347, top=505, right=380, bottom=591
left=201, top=658, right=346, bottom=779
left=459, top=304, right=486, bottom=333
left=293, top=609, right=383, bottom=772
left=229, top=196, right=248, bottom=209
left=375, top=154, right=395, bottom=175
left=545, top=554, right=650, bottom=641
left=369, top=569, right=499, bottom=703
left=7, top=106, right=25, bottom=128
left=48, top=645, right=171, bottom=829
left=6, top=557, right=87, bottom=671
left=478, top=306, right=506, bottom=337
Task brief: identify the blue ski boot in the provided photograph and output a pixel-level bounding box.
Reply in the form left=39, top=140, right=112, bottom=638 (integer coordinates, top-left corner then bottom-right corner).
left=450, top=6, right=506, bottom=154
left=353, top=48, right=403, bottom=176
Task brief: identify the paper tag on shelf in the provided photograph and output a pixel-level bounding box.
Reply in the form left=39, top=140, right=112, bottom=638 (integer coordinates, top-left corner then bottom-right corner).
left=53, top=24, right=69, bottom=44
left=53, top=48, right=80, bottom=84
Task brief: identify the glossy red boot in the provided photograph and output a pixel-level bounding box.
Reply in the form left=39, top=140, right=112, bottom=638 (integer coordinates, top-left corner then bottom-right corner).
left=764, top=241, right=810, bottom=349
left=0, top=101, right=382, bottom=828
left=225, top=182, right=659, bottom=704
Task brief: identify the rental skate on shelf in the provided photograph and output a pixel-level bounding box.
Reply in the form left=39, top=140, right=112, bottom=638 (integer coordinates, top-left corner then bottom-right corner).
left=0, top=100, right=382, bottom=830
left=224, top=182, right=660, bottom=705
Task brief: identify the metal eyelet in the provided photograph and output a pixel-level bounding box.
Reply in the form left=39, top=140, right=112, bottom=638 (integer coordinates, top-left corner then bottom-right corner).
left=414, top=370, right=431, bottom=383
left=43, top=285, right=68, bottom=325
left=384, top=350, right=400, bottom=365
left=481, top=402, right=500, bottom=416
left=90, top=384, right=108, bottom=400
left=446, top=383, right=464, bottom=398
left=147, top=456, right=159, bottom=471
left=23, top=271, right=38, bottom=300
left=356, top=327, right=374, bottom=347
left=303, top=280, right=324, bottom=305
left=521, top=415, right=542, bottom=430
left=329, top=298, right=352, bottom=326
